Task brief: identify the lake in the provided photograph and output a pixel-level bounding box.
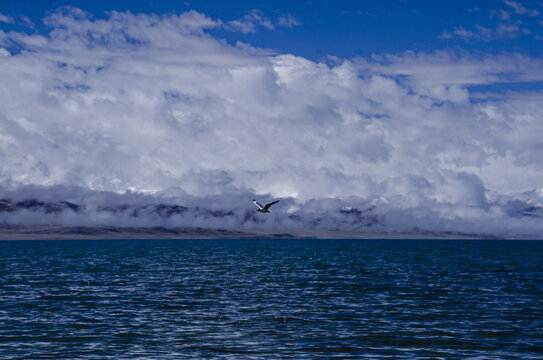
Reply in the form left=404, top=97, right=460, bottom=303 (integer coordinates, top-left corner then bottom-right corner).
left=1, top=239, right=542, bottom=359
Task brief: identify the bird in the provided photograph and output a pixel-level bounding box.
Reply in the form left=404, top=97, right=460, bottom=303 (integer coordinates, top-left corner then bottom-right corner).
left=253, top=199, right=280, bottom=213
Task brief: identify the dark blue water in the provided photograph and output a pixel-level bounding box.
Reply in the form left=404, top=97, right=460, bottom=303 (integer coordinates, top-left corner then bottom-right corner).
left=0, top=239, right=542, bottom=359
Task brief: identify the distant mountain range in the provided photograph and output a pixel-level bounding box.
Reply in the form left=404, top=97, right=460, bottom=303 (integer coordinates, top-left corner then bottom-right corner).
left=0, top=197, right=383, bottom=228
left=1, top=190, right=542, bottom=240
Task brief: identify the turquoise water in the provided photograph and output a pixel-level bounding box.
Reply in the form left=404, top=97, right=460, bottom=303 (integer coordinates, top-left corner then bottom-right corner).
left=0, top=239, right=542, bottom=359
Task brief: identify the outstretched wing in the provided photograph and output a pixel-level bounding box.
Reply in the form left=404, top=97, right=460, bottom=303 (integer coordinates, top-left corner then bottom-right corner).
left=263, top=200, right=280, bottom=211
left=253, top=199, right=264, bottom=210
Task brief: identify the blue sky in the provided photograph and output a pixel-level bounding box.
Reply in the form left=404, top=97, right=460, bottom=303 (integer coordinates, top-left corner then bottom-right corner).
left=1, top=1, right=543, bottom=235
left=2, top=0, right=543, bottom=60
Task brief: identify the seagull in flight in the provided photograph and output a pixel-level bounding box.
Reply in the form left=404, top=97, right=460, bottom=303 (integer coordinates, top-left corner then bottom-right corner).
left=253, top=199, right=280, bottom=213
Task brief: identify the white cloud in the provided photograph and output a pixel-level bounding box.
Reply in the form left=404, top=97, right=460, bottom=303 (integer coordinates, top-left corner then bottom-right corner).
left=443, top=24, right=522, bottom=41
left=226, top=9, right=274, bottom=33
left=2, top=9, right=543, bottom=236
left=496, top=9, right=512, bottom=20
left=226, top=10, right=301, bottom=33
left=452, top=26, right=475, bottom=39
left=443, top=1, right=540, bottom=42
left=20, top=16, right=34, bottom=28
left=0, top=13, right=14, bottom=24
left=354, top=51, right=543, bottom=109
left=277, top=14, right=301, bottom=28
left=503, top=0, right=539, bottom=16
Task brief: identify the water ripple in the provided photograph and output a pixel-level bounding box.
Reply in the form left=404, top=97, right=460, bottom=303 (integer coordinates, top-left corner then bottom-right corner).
left=0, top=239, right=542, bottom=359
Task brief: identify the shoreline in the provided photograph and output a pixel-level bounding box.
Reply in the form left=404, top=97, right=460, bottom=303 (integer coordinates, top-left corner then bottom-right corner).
left=0, top=225, right=535, bottom=240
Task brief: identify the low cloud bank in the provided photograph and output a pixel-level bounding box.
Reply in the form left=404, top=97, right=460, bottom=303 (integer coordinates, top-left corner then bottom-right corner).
left=1, top=8, right=543, bottom=237
left=1, top=185, right=543, bottom=238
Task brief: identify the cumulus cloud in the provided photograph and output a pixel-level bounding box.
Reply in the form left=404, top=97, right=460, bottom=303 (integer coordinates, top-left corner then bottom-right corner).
left=1, top=8, right=543, bottom=236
